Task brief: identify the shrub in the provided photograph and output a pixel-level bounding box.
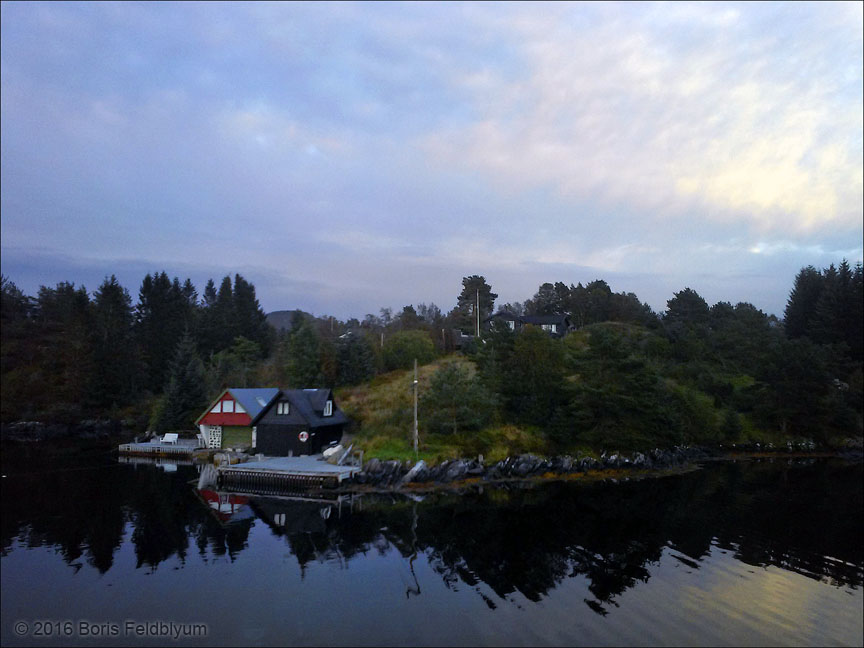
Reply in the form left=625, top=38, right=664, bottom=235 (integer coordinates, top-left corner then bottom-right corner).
left=382, top=330, right=436, bottom=371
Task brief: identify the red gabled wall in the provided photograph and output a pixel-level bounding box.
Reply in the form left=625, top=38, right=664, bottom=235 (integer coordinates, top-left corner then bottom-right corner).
left=197, top=391, right=253, bottom=426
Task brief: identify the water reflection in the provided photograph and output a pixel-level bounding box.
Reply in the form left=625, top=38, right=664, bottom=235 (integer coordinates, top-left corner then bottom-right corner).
left=1, top=445, right=861, bottom=615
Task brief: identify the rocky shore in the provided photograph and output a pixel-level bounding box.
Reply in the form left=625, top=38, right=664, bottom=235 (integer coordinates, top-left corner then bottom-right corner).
left=346, top=438, right=862, bottom=490
left=351, top=446, right=716, bottom=489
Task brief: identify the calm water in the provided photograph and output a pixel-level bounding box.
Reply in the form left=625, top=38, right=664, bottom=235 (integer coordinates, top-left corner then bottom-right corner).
left=1, top=442, right=862, bottom=646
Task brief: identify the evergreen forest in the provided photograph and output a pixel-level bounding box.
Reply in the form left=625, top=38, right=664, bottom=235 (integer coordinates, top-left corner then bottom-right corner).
left=1, top=262, right=861, bottom=454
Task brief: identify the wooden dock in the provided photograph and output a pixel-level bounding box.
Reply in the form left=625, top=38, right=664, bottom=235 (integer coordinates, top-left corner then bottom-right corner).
left=118, top=439, right=203, bottom=458
left=218, top=456, right=361, bottom=493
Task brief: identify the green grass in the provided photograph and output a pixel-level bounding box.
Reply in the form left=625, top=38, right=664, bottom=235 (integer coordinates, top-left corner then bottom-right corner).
left=338, top=354, right=554, bottom=464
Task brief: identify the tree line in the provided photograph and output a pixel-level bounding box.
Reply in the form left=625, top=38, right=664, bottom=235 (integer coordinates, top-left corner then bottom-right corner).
left=1, top=261, right=861, bottom=445
left=0, top=272, right=271, bottom=429
left=417, top=263, right=862, bottom=449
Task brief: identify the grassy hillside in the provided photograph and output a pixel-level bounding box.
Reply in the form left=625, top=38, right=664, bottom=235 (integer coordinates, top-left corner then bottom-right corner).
left=337, top=354, right=546, bottom=463
left=335, top=316, right=860, bottom=463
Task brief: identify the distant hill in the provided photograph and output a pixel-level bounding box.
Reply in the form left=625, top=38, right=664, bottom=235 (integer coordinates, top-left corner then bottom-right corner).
left=266, top=309, right=312, bottom=332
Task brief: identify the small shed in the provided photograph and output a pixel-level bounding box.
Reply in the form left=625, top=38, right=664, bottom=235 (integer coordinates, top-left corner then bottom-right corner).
left=195, top=387, right=280, bottom=449
left=251, top=388, right=349, bottom=456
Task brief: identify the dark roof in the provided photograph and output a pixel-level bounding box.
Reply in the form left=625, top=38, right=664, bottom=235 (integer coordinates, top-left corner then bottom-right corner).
left=519, top=314, right=570, bottom=325
left=485, top=311, right=570, bottom=326
left=484, top=310, right=519, bottom=323
left=302, top=388, right=329, bottom=412
left=251, top=388, right=349, bottom=427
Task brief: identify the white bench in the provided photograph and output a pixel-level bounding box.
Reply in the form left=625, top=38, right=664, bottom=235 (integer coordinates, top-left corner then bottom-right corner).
left=162, top=433, right=179, bottom=445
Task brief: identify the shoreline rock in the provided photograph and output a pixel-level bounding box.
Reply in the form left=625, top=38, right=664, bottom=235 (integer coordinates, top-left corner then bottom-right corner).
left=350, top=445, right=718, bottom=489
left=345, top=441, right=863, bottom=491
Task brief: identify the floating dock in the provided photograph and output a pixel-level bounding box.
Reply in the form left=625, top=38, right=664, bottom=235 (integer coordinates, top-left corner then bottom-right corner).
left=118, top=439, right=203, bottom=458
left=218, top=456, right=361, bottom=492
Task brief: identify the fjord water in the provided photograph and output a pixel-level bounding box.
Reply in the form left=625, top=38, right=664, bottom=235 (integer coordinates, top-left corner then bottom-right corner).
left=1, top=443, right=862, bottom=647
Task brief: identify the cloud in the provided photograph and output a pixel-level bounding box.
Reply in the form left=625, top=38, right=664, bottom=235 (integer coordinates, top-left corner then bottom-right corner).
left=1, top=2, right=861, bottom=321
left=421, top=2, right=863, bottom=234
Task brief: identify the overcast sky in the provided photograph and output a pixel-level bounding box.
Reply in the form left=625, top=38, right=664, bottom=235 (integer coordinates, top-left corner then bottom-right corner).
left=2, top=1, right=861, bottom=319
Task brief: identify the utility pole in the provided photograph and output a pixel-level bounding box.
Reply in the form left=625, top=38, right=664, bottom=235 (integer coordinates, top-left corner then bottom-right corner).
left=476, top=288, right=480, bottom=337
left=412, top=358, right=419, bottom=458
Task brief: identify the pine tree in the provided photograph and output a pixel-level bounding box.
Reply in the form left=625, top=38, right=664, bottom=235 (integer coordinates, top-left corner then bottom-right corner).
left=336, top=334, right=377, bottom=386
left=501, top=326, right=566, bottom=425
left=849, top=263, right=863, bottom=361
left=213, top=275, right=236, bottom=351
left=152, top=330, right=207, bottom=433
left=784, top=265, right=823, bottom=339
left=665, top=287, right=710, bottom=327
left=89, top=275, right=137, bottom=411
left=422, top=363, right=496, bottom=435
left=476, top=319, right=516, bottom=395
left=584, top=280, right=613, bottom=324
left=232, top=273, right=271, bottom=355
left=196, top=278, right=221, bottom=357
left=526, top=283, right=560, bottom=315
left=286, top=317, right=322, bottom=387
left=136, top=272, right=194, bottom=393
left=454, top=275, right=497, bottom=332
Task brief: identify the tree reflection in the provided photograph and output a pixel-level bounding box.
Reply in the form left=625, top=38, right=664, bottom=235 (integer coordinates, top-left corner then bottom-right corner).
left=2, top=445, right=861, bottom=613
left=238, top=460, right=862, bottom=613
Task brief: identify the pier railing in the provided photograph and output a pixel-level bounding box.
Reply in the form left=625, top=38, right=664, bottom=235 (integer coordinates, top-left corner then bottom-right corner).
left=218, top=468, right=347, bottom=493
left=118, top=442, right=199, bottom=457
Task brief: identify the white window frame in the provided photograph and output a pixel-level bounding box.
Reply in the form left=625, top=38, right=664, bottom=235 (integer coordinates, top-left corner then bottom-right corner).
left=222, top=399, right=235, bottom=413
left=210, top=402, right=222, bottom=413
left=508, top=320, right=515, bottom=331
left=324, top=400, right=333, bottom=417
left=277, top=401, right=290, bottom=415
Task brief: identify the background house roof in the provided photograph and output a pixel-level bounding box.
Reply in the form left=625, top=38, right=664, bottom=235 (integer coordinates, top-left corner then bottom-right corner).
left=485, top=311, right=570, bottom=326
left=519, top=314, right=570, bottom=325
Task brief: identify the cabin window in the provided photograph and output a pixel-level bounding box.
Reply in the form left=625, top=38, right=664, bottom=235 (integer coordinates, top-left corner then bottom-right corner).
left=507, top=320, right=515, bottom=331
left=324, top=400, right=333, bottom=417
left=551, top=324, right=558, bottom=332
left=210, top=402, right=222, bottom=413
left=223, top=399, right=235, bottom=413
left=277, top=402, right=290, bottom=415
left=235, top=401, right=246, bottom=414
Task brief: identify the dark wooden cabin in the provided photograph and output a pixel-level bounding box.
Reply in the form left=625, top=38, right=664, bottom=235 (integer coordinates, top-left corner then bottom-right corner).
left=484, top=311, right=572, bottom=337
left=251, top=388, right=349, bottom=456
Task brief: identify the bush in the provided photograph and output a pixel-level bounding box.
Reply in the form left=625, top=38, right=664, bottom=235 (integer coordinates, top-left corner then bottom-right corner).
left=382, top=330, right=436, bottom=371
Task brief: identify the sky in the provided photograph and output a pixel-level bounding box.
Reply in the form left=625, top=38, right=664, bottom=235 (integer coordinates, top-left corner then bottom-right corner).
left=1, top=1, right=862, bottom=319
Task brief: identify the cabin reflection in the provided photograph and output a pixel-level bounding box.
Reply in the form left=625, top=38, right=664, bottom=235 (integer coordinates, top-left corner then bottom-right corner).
left=196, top=489, right=255, bottom=525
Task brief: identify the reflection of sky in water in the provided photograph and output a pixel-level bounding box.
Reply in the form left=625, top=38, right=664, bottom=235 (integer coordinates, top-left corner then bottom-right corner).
left=3, top=532, right=861, bottom=646
left=1, top=457, right=861, bottom=646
